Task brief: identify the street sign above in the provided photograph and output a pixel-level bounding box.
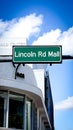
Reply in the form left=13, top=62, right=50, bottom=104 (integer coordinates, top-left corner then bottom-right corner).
left=12, top=45, right=62, bottom=63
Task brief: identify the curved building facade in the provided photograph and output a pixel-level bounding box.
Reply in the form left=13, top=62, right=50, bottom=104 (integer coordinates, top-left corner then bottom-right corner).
left=0, top=57, right=53, bottom=130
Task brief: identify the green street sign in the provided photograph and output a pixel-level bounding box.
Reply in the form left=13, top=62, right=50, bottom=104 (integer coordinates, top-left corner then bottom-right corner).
left=12, top=46, right=62, bottom=63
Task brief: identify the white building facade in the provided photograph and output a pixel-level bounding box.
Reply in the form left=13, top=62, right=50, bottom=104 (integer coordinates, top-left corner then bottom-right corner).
left=0, top=58, right=52, bottom=130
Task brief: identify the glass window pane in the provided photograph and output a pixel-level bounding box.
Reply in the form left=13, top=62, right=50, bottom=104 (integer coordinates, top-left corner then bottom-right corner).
left=0, top=91, right=7, bottom=127
left=26, top=98, right=32, bottom=130
left=32, top=104, right=37, bottom=130
left=9, top=93, right=24, bottom=129
left=0, top=97, right=4, bottom=127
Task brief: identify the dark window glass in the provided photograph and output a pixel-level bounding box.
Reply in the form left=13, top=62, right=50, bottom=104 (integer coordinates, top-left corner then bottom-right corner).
left=0, top=97, right=4, bottom=127
left=32, top=104, right=37, bottom=130
left=9, top=94, right=24, bottom=129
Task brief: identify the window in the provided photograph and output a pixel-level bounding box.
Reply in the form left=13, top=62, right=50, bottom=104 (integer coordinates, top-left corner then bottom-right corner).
left=26, top=98, right=32, bottom=130
left=0, top=91, right=7, bottom=127
left=0, top=91, right=33, bottom=130
left=0, top=97, right=4, bottom=127
left=32, top=104, right=37, bottom=130
left=9, top=93, right=24, bottom=129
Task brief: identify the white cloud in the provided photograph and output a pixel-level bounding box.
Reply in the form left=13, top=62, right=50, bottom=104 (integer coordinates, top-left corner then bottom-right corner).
left=33, top=29, right=61, bottom=45
left=32, top=27, right=73, bottom=56
left=0, top=13, right=43, bottom=55
left=0, top=13, right=43, bottom=39
left=54, top=96, right=73, bottom=110
left=0, top=13, right=73, bottom=56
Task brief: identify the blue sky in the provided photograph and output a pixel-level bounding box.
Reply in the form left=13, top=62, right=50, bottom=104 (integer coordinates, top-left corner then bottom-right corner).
left=0, top=0, right=73, bottom=130
left=48, top=60, right=73, bottom=130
